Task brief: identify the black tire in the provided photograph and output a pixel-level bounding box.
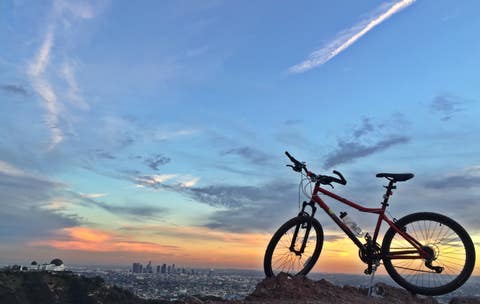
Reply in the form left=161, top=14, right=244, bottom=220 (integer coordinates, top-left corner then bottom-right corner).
left=382, top=212, right=475, bottom=296
left=264, top=215, right=323, bottom=277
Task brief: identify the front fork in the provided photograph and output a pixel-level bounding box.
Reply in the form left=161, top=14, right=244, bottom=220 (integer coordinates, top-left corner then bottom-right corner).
left=290, top=200, right=317, bottom=255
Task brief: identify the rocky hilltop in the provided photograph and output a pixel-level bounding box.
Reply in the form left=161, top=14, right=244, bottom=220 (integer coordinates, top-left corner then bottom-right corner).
left=1, top=271, right=479, bottom=304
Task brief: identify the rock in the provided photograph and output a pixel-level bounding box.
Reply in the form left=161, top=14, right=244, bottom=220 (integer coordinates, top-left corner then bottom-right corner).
left=181, top=296, right=204, bottom=304
left=246, top=273, right=439, bottom=304
left=371, top=282, right=437, bottom=304
left=449, top=298, right=480, bottom=304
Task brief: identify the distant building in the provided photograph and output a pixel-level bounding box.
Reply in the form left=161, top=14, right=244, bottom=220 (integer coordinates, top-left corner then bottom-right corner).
left=145, top=261, right=153, bottom=274
left=167, top=265, right=171, bottom=273
left=13, top=258, right=66, bottom=272
left=172, top=264, right=175, bottom=273
left=43, top=258, right=65, bottom=272
left=161, top=264, right=166, bottom=274
left=156, top=265, right=160, bottom=273
left=132, top=263, right=143, bottom=273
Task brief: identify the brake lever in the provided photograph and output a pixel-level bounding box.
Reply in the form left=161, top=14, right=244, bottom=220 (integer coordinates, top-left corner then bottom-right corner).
left=286, top=164, right=302, bottom=172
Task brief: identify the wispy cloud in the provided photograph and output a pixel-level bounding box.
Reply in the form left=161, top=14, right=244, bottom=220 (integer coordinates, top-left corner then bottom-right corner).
left=79, top=192, right=107, bottom=199
left=0, top=160, right=28, bottom=177
left=289, top=0, right=416, bottom=73
left=220, top=146, right=271, bottom=165
left=197, top=182, right=299, bottom=232
left=27, top=0, right=97, bottom=150
left=61, top=61, right=90, bottom=110
left=143, top=153, right=171, bottom=170
left=324, top=135, right=409, bottom=168
left=425, top=166, right=480, bottom=189
left=0, top=84, right=28, bottom=96
left=99, top=204, right=168, bottom=220
left=28, top=25, right=63, bottom=149
left=136, top=174, right=178, bottom=186
left=0, top=160, right=80, bottom=242
left=28, top=25, right=55, bottom=76
left=151, top=128, right=199, bottom=141
left=135, top=174, right=200, bottom=189
left=323, top=116, right=410, bottom=168
left=57, top=0, right=95, bottom=19
left=70, top=190, right=169, bottom=221
left=430, top=93, right=465, bottom=121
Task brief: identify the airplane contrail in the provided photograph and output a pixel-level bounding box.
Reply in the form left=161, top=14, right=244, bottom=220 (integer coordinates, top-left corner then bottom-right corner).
left=289, top=0, right=416, bottom=74
left=28, top=25, right=64, bottom=150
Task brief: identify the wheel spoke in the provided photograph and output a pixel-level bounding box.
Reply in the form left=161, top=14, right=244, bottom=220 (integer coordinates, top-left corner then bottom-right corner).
left=383, top=213, right=473, bottom=295
left=266, top=217, right=322, bottom=277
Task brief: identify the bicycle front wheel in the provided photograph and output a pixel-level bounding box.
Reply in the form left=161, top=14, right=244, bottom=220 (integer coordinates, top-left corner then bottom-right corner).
left=382, top=212, right=475, bottom=296
left=264, top=215, right=323, bottom=277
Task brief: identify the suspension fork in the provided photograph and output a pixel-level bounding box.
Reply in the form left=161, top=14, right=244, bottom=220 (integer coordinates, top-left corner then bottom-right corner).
left=290, top=200, right=317, bottom=255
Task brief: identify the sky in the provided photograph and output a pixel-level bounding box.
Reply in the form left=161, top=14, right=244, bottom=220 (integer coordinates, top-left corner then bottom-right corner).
left=0, top=0, right=480, bottom=275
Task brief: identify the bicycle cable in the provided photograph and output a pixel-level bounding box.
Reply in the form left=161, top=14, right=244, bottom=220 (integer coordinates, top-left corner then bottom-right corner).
left=302, top=175, right=313, bottom=199
left=297, top=172, right=312, bottom=210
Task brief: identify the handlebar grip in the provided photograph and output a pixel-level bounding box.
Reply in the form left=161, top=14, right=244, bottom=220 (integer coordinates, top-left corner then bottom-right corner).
left=332, top=170, right=347, bottom=185
left=285, top=151, right=299, bottom=164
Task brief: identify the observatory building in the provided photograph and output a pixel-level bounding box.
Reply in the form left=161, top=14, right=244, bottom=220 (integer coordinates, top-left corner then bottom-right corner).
left=19, top=258, right=66, bottom=272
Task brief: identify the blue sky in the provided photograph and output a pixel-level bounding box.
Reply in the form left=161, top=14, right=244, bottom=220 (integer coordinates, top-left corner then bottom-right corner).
left=0, top=0, right=479, bottom=270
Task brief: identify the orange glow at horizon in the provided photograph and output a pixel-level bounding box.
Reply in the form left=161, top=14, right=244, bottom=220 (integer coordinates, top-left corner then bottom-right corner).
left=30, top=227, right=178, bottom=254
left=67, top=227, right=111, bottom=243
left=28, top=226, right=480, bottom=275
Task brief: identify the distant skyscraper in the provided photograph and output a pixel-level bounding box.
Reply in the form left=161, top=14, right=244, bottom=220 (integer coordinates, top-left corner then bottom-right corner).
left=172, top=264, right=175, bottom=273
left=167, top=265, right=171, bottom=273
left=132, top=263, right=143, bottom=273
left=146, top=261, right=153, bottom=273
left=156, top=265, right=160, bottom=273
left=161, top=264, right=166, bottom=274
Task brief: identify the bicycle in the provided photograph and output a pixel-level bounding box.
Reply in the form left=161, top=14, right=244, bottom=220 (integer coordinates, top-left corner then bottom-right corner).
left=263, top=151, right=476, bottom=296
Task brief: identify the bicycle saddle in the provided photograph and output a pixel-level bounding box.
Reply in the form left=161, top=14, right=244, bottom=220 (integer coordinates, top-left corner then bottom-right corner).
left=376, top=173, right=414, bottom=182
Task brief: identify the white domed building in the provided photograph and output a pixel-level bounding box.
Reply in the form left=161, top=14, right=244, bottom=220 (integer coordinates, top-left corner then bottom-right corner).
left=42, top=258, right=66, bottom=271
left=8, top=258, right=66, bottom=272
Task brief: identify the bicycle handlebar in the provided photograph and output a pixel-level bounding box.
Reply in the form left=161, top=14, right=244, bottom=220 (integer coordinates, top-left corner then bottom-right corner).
left=332, top=170, right=347, bottom=185
left=285, top=151, right=347, bottom=186
left=285, top=151, right=305, bottom=172
left=285, top=151, right=302, bottom=165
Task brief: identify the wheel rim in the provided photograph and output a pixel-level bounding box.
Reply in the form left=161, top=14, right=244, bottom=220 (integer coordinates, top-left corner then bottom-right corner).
left=387, top=219, right=468, bottom=289
left=270, top=223, right=318, bottom=275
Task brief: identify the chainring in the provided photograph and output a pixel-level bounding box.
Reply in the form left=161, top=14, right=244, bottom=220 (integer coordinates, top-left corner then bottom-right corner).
left=358, top=242, right=382, bottom=264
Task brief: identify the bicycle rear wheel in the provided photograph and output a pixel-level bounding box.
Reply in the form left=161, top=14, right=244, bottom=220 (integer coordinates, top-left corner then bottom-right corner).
left=264, top=215, right=323, bottom=277
left=382, top=212, right=475, bottom=296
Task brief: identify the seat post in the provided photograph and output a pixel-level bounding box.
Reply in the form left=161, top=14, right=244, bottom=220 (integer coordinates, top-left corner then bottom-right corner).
left=381, top=179, right=396, bottom=206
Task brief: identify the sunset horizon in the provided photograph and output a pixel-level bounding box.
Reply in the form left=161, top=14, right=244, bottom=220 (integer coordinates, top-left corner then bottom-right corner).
left=1, top=0, right=480, bottom=285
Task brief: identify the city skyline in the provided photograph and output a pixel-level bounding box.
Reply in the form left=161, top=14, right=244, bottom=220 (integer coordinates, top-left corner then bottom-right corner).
left=1, top=0, right=480, bottom=274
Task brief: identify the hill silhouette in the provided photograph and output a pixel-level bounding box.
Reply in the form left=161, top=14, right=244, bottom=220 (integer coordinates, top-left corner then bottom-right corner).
left=1, top=271, right=479, bottom=304
left=0, top=271, right=166, bottom=304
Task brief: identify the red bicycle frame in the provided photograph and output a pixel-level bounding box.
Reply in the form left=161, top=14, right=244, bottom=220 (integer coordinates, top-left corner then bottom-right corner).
left=309, top=179, right=430, bottom=259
